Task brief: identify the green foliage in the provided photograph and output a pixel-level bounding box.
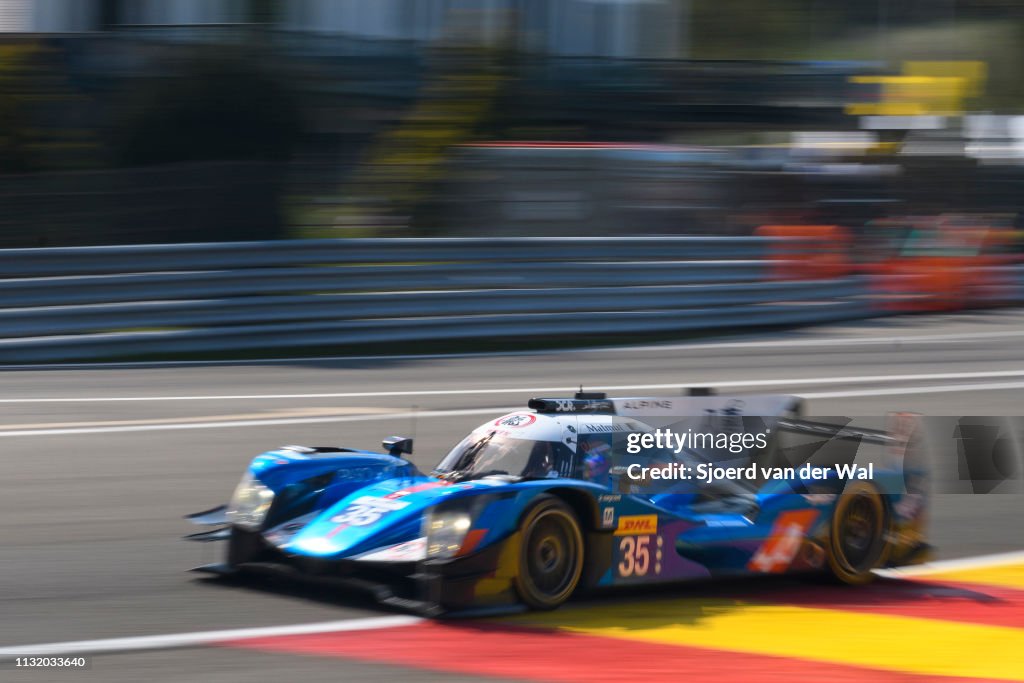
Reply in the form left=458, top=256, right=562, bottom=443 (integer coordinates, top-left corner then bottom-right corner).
left=246, top=0, right=280, bottom=24
left=0, top=91, right=32, bottom=173
left=0, top=44, right=40, bottom=173
left=690, top=0, right=844, bottom=59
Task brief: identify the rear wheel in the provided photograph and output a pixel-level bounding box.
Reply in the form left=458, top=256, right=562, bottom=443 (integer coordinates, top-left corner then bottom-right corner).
left=827, top=483, right=889, bottom=584
left=515, top=496, right=584, bottom=610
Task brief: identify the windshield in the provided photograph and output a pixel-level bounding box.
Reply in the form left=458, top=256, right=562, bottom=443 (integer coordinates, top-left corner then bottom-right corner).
left=433, top=431, right=571, bottom=481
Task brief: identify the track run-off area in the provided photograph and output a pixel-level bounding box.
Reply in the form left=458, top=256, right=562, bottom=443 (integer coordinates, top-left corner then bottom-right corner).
left=2, top=309, right=1024, bottom=682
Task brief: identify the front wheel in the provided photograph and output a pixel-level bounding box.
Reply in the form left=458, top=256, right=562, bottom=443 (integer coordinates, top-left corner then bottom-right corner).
left=827, top=483, right=889, bottom=584
left=514, top=496, right=584, bottom=610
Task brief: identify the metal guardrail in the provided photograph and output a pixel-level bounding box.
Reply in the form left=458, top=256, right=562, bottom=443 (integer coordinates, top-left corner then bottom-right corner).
left=0, top=237, right=874, bottom=362
left=0, top=261, right=770, bottom=308
left=0, top=237, right=779, bottom=277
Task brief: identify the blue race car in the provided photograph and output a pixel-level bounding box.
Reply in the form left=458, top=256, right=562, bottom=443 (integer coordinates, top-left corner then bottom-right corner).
left=186, top=391, right=930, bottom=614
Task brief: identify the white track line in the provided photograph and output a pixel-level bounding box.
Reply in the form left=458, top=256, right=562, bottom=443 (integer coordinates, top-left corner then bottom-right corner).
left=4, top=323, right=1024, bottom=370
left=0, top=406, right=518, bottom=437
left=803, top=379, right=1024, bottom=399
left=0, top=615, right=423, bottom=658
left=4, top=379, right=1024, bottom=437
left=876, top=550, right=1024, bottom=578
left=1, top=551, right=1021, bottom=659
left=7, top=369, right=1024, bottom=403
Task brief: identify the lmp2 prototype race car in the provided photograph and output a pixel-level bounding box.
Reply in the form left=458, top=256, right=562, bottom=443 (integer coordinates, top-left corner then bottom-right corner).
left=186, top=391, right=930, bottom=615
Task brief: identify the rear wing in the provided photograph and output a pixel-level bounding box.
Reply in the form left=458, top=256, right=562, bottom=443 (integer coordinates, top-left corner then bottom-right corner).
left=776, top=417, right=899, bottom=446
left=529, top=393, right=803, bottom=419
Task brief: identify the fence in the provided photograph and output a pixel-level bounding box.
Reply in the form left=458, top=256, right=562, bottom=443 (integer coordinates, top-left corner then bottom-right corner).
left=0, top=236, right=896, bottom=362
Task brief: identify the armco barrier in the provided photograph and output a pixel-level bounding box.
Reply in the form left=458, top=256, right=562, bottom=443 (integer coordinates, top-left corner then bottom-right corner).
left=0, top=236, right=780, bottom=277
left=0, top=237, right=879, bottom=362
left=0, top=261, right=770, bottom=308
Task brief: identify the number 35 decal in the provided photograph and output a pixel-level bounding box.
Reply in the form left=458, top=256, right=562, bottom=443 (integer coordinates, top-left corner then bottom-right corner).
left=617, top=535, right=663, bottom=577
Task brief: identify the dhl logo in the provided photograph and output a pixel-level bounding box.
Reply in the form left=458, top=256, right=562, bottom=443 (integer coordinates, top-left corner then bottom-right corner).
left=614, top=514, right=657, bottom=536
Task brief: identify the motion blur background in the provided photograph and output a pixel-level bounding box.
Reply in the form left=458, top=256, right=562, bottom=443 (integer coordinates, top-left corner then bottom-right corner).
left=3, top=0, right=1024, bottom=244
left=5, top=1, right=1024, bottom=362
left=2, top=5, right=1024, bottom=682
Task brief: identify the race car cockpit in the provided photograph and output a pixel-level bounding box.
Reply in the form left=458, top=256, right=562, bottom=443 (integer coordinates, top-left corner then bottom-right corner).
left=433, top=430, right=576, bottom=482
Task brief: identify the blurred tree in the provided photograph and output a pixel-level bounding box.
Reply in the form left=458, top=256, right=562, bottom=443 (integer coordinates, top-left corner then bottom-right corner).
left=99, top=0, right=122, bottom=30
left=0, top=86, right=32, bottom=173
left=247, top=0, right=279, bottom=24
left=0, top=44, right=40, bottom=173
left=0, top=41, right=102, bottom=173
left=690, top=0, right=832, bottom=59
left=113, top=51, right=301, bottom=166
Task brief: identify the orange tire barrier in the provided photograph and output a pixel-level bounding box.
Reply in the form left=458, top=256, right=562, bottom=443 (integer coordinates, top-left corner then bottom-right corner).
left=754, top=225, right=852, bottom=281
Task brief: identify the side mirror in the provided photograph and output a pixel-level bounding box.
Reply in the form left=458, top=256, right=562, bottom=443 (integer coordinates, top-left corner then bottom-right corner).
left=382, top=436, right=414, bottom=456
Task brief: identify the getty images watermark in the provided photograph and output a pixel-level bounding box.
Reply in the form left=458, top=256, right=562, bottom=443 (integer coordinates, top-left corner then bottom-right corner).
left=612, top=416, right=1022, bottom=494
left=624, top=428, right=874, bottom=484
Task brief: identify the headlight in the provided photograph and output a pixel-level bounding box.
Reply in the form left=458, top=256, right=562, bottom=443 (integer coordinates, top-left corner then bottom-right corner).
left=425, top=508, right=472, bottom=559
left=227, top=472, right=275, bottom=530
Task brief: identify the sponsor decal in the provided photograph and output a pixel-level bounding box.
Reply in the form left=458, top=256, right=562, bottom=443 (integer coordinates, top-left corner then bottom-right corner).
left=494, top=413, right=537, bottom=428
left=359, top=537, right=428, bottom=562
left=747, top=509, right=819, bottom=573
left=617, top=533, right=664, bottom=577
left=385, top=482, right=445, bottom=499
left=329, top=496, right=411, bottom=527
left=581, top=423, right=632, bottom=433
left=614, top=514, right=658, bottom=536
left=602, top=506, right=615, bottom=528
left=550, top=399, right=613, bottom=412
left=621, top=400, right=673, bottom=410
left=334, top=466, right=387, bottom=482
left=350, top=495, right=409, bottom=511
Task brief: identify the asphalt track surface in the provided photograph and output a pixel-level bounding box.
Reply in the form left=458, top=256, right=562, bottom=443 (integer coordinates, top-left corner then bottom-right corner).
left=3, top=309, right=1024, bottom=682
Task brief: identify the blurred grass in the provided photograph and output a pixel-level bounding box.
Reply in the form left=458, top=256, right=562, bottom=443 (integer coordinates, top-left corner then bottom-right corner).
left=284, top=200, right=384, bottom=239
left=693, top=17, right=1024, bottom=111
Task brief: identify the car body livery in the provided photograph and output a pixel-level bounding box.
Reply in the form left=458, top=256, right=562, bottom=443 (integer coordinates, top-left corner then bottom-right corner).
left=187, top=392, right=930, bottom=614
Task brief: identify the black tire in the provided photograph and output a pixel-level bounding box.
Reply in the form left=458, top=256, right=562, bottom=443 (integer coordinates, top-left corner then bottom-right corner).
left=514, top=495, right=584, bottom=610
left=826, top=482, right=890, bottom=584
